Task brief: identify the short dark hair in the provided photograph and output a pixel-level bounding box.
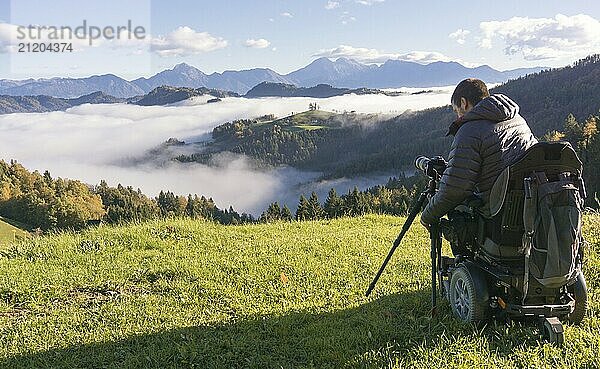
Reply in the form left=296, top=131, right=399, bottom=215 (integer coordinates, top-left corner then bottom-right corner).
left=451, top=78, right=489, bottom=107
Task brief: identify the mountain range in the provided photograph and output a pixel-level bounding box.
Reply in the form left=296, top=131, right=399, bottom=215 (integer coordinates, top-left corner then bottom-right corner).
left=0, top=58, right=545, bottom=98
left=244, top=82, right=406, bottom=98
left=0, top=92, right=125, bottom=114
left=0, top=83, right=409, bottom=114
left=0, top=86, right=241, bottom=114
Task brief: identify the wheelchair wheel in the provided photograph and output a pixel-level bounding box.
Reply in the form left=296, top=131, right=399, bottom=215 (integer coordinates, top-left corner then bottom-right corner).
left=567, top=272, right=588, bottom=325
left=449, top=265, right=488, bottom=323
left=541, top=317, right=564, bottom=346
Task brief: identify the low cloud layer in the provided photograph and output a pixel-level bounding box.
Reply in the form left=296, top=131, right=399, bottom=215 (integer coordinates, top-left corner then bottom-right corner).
left=0, top=91, right=451, bottom=215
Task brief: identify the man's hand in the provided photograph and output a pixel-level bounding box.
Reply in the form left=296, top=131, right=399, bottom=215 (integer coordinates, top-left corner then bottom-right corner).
left=420, top=217, right=431, bottom=231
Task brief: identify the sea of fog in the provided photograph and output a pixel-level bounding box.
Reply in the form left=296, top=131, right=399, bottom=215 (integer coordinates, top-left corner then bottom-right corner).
left=0, top=89, right=453, bottom=215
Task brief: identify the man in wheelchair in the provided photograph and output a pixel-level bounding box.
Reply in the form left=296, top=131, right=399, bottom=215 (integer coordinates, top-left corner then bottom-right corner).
left=419, top=79, right=588, bottom=344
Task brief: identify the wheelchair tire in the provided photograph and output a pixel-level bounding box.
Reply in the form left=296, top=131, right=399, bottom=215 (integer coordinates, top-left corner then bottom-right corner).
left=542, top=317, right=564, bottom=346
left=567, top=272, right=588, bottom=325
left=449, top=265, right=488, bottom=324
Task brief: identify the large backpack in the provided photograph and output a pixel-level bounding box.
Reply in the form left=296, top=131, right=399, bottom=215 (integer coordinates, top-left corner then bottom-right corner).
left=487, top=142, right=586, bottom=299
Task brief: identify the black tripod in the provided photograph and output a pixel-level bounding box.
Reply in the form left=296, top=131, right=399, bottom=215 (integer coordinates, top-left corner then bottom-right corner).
left=365, top=170, right=444, bottom=316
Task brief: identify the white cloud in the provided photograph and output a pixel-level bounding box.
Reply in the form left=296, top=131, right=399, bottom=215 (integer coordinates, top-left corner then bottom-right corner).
left=0, top=93, right=452, bottom=214
left=449, top=29, right=470, bottom=45
left=340, top=13, right=357, bottom=25
left=281, top=12, right=293, bottom=18
left=0, top=22, right=16, bottom=53
left=325, top=1, right=340, bottom=10
left=244, top=38, right=271, bottom=49
left=0, top=23, right=229, bottom=58
left=312, top=44, right=477, bottom=65
left=356, top=0, right=384, bottom=5
left=479, top=13, right=600, bottom=60
left=151, top=26, right=227, bottom=57
left=478, top=37, right=492, bottom=49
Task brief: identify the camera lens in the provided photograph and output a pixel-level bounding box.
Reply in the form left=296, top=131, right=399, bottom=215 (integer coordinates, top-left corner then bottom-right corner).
left=415, top=156, right=430, bottom=172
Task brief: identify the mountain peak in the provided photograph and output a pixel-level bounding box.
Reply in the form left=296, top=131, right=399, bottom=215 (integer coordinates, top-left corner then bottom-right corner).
left=310, top=57, right=335, bottom=65
left=172, top=63, right=197, bottom=71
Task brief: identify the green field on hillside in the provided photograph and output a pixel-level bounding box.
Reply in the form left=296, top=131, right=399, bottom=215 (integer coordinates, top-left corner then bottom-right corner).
left=281, top=110, right=337, bottom=124
left=251, top=110, right=338, bottom=133
left=0, top=217, right=29, bottom=247
left=0, top=214, right=598, bottom=368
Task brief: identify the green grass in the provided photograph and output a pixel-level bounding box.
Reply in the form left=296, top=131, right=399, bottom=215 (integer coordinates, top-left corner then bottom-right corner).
left=285, top=125, right=328, bottom=132
left=0, top=217, right=29, bottom=247
left=280, top=110, right=336, bottom=125
left=248, top=110, right=337, bottom=133
left=0, top=214, right=599, bottom=368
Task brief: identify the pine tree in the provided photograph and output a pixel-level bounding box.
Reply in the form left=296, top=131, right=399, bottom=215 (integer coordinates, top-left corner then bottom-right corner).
left=260, top=202, right=282, bottom=223
left=281, top=205, right=293, bottom=221
left=295, top=195, right=310, bottom=221
left=324, top=188, right=343, bottom=218
left=185, top=194, right=195, bottom=218
left=307, top=192, right=325, bottom=220
left=344, top=187, right=361, bottom=216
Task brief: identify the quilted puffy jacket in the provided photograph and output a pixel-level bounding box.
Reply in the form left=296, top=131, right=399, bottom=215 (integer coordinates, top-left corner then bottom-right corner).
left=421, top=93, right=538, bottom=224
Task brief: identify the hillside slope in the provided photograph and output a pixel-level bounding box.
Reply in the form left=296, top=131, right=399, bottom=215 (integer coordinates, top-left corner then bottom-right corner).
left=0, top=214, right=598, bottom=368
left=132, top=86, right=239, bottom=106
left=493, top=54, right=600, bottom=136
left=0, top=92, right=126, bottom=114
left=0, top=216, right=29, bottom=247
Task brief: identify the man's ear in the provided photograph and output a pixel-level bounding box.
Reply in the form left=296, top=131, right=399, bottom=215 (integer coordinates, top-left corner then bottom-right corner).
left=460, top=97, right=468, bottom=111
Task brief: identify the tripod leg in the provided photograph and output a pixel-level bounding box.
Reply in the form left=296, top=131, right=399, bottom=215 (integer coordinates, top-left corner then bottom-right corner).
left=436, top=230, right=444, bottom=298
left=365, top=191, right=429, bottom=297
left=430, top=223, right=438, bottom=316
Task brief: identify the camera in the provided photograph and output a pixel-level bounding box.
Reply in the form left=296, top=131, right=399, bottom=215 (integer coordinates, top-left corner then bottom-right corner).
left=415, top=156, right=447, bottom=178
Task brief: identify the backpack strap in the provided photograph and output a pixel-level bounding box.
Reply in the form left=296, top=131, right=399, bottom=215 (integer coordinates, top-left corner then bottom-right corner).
left=521, top=172, right=543, bottom=303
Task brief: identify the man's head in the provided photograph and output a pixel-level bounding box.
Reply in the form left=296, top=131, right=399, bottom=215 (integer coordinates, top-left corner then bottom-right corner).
left=451, top=78, right=489, bottom=118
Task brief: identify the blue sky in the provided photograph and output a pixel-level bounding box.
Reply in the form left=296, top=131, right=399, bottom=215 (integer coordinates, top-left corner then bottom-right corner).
left=1, top=0, right=600, bottom=79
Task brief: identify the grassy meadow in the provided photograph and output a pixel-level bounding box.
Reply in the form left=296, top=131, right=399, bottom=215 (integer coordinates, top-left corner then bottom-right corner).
left=0, top=214, right=599, bottom=368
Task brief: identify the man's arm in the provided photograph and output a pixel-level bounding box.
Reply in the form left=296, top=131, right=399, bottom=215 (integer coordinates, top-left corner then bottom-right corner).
left=421, top=123, right=482, bottom=225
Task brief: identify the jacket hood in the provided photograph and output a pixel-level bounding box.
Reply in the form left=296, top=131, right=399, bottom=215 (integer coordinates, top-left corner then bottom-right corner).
left=447, top=94, right=520, bottom=136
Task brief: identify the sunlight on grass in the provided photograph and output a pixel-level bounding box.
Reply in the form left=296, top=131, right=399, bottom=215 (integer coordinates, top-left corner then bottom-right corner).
left=0, top=214, right=598, bottom=368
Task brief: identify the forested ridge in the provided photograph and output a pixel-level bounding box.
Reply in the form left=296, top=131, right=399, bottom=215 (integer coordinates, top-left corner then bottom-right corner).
left=493, top=55, right=600, bottom=136
left=0, top=160, right=253, bottom=231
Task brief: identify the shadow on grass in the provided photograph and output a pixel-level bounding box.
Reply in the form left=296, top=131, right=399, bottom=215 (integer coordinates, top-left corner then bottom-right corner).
left=1, top=288, right=540, bottom=369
